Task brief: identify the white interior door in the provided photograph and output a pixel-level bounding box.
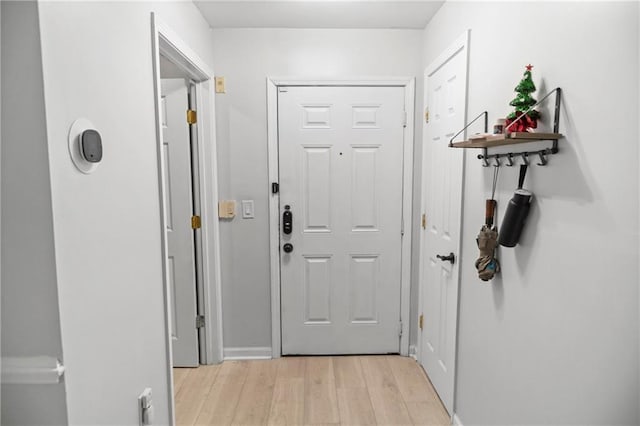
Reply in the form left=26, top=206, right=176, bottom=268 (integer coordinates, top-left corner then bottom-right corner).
left=161, top=78, right=199, bottom=367
left=419, top=34, right=468, bottom=414
left=278, top=86, right=406, bottom=355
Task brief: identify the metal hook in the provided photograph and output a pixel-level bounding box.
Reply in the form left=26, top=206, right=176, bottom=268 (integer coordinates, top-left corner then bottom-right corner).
left=493, top=157, right=501, bottom=168
left=482, top=156, right=489, bottom=167
left=537, top=150, right=548, bottom=166
left=506, top=153, right=514, bottom=167
left=521, top=152, right=530, bottom=166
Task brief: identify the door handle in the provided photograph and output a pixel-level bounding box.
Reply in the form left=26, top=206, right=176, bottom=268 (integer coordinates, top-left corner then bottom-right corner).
left=283, top=243, right=293, bottom=253
left=436, top=252, right=455, bottom=264
left=283, top=205, right=293, bottom=234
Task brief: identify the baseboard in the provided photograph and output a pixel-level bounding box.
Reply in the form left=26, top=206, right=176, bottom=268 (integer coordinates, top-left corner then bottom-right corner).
left=223, top=347, right=273, bottom=360
left=408, top=344, right=418, bottom=360
left=452, top=413, right=463, bottom=426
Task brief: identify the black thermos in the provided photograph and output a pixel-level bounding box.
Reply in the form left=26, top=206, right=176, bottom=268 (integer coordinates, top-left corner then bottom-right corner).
left=498, top=189, right=532, bottom=247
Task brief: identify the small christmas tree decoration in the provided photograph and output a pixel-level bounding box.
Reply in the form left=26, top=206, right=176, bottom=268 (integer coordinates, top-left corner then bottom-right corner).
left=505, top=64, right=540, bottom=132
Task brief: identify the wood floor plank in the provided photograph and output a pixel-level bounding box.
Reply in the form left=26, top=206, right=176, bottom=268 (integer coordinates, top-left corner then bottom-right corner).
left=173, top=368, right=193, bottom=396
left=177, top=356, right=453, bottom=426
left=277, top=356, right=307, bottom=379
left=360, top=356, right=413, bottom=426
left=231, top=360, right=279, bottom=425
left=304, top=357, right=340, bottom=425
left=175, top=365, right=220, bottom=426
left=404, top=401, right=451, bottom=426
left=387, top=356, right=437, bottom=403
left=359, top=356, right=397, bottom=389
left=333, top=356, right=366, bottom=389
left=194, top=361, right=249, bottom=426
left=367, top=385, right=414, bottom=426
left=267, top=377, right=305, bottom=425
left=336, top=388, right=376, bottom=425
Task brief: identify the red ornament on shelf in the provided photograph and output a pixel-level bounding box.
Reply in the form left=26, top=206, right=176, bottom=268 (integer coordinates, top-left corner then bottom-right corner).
left=505, top=114, right=538, bottom=132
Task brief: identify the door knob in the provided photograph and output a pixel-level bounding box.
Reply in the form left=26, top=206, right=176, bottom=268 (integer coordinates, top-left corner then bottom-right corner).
left=283, top=243, right=293, bottom=253
left=436, top=252, right=455, bottom=264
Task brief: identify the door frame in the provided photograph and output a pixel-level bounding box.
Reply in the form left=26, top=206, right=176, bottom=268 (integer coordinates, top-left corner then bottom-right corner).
left=151, top=13, right=224, bottom=420
left=267, top=77, right=415, bottom=358
left=417, top=30, right=470, bottom=416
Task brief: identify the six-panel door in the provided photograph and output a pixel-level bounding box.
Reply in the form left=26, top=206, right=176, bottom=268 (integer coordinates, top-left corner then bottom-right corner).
left=278, top=86, right=406, bottom=355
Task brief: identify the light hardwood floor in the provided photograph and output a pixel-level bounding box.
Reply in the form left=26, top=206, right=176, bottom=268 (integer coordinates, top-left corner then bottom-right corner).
left=174, top=355, right=450, bottom=426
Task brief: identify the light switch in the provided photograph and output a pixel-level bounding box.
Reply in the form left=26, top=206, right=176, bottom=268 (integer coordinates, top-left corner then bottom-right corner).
left=218, top=200, right=236, bottom=219
left=241, top=200, right=255, bottom=219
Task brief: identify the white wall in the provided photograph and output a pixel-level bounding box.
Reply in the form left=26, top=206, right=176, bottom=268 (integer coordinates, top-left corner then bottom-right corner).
left=18, top=1, right=213, bottom=424
left=422, top=2, right=639, bottom=424
left=210, top=28, right=424, bottom=351
left=1, top=2, right=68, bottom=424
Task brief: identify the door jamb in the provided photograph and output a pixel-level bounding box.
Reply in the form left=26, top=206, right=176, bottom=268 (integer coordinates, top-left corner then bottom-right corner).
left=151, top=13, right=224, bottom=422
left=267, top=77, right=415, bottom=358
left=417, top=29, right=470, bottom=416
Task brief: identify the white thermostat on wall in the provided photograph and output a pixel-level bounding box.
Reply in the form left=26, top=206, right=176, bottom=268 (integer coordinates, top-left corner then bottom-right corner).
left=68, top=118, right=102, bottom=174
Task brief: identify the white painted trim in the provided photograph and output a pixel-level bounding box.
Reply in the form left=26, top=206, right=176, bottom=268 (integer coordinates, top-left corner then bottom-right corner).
left=400, top=78, right=415, bottom=356
left=270, top=77, right=415, bottom=87
left=408, top=345, right=418, bottom=361
left=424, top=31, right=469, bottom=78
left=452, top=413, right=464, bottom=426
left=267, top=77, right=415, bottom=358
left=223, top=347, right=273, bottom=361
left=193, top=79, right=224, bottom=366
left=267, top=79, right=282, bottom=359
left=1, top=356, right=65, bottom=385
left=151, top=14, right=224, bottom=424
left=417, top=29, right=470, bottom=417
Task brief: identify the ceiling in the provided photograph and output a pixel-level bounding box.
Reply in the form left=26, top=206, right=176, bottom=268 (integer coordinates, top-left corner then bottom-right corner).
left=193, top=1, right=445, bottom=29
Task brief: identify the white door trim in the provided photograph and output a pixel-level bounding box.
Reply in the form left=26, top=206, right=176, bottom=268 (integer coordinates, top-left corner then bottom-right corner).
left=267, top=77, right=415, bottom=358
left=151, top=13, right=224, bottom=423
left=417, top=29, right=470, bottom=415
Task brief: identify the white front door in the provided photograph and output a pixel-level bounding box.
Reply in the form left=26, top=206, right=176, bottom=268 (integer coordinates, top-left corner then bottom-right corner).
left=278, top=86, right=406, bottom=355
left=419, top=34, right=468, bottom=414
left=161, top=78, right=199, bottom=367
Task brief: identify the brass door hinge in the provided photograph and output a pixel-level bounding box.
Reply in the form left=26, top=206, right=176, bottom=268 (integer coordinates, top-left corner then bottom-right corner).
left=419, top=314, right=424, bottom=330
left=421, top=214, right=426, bottom=229
left=191, top=215, right=201, bottom=229
left=187, top=109, right=197, bottom=125
left=425, top=108, right=430, bottom=124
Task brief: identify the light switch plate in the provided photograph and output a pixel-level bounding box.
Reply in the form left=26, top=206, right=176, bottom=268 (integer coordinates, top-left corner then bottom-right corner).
left=241, top=200, right=255, bottom=219
left=218, top=200, right=236, bottom=219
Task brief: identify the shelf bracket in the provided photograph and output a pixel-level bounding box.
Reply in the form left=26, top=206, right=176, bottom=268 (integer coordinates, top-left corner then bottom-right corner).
left=505, top=88, right=562, bottom=133
left=449, top=111, right=488, bottom=147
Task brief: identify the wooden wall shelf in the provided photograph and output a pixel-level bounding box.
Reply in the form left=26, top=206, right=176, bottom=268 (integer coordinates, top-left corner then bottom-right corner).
left=447, top=88, right=563, bottom=167
left=450, top=132, right=563, bottom=149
